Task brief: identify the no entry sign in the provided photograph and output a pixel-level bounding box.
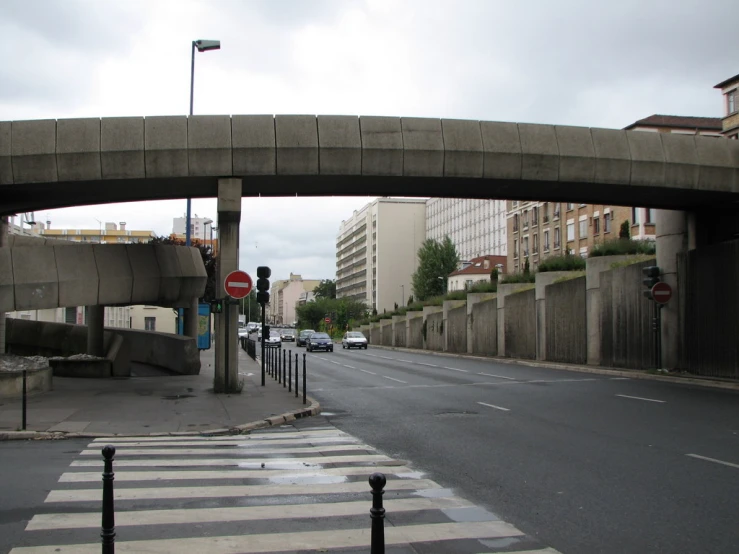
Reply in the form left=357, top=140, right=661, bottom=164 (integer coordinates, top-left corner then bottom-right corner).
left=224, top=270, right=253, bottom=299
left=651, top=282, right=672, bottom=304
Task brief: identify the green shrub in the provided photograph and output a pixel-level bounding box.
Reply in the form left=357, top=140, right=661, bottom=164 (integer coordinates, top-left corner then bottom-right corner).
left=538, top=253, right=586, bottom=272
left=469, top=281, right=497, bottom=293
left=406, top=301, right=425, bottom=312
left=445, top=290, right=467, bottom=300
left=500, top=272, right=536, bottom=284
left=590, top=238, right=656, bottom=257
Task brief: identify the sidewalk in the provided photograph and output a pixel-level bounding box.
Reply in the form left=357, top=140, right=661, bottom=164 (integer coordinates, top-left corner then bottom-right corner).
left=0, top=345, right=318, bottom=440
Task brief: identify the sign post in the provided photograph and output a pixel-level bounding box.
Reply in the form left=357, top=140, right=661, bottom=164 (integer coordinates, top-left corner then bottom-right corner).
left=223, top=271, right=253, bottom=392
left=651, top=282, right=672, bottom=305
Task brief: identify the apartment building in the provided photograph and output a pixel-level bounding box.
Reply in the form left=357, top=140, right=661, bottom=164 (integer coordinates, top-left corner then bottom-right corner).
left=38, top=221, right=155, bottom=244
left=269, top=274, right=321, bottom=325
left=447, top=255, right=507, bottom=292
left=507, top=201, right=631, bottom=273
left=714, top=73, right=739, bottom=139
left=336, top=198, right=426, bottom=314
left=426, top=198, right=507, bottom=259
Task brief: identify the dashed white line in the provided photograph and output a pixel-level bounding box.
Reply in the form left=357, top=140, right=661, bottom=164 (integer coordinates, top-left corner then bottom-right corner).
left=359, top=369, right=377, bottom=375
left=383, top=376, right=407, bottom=383
left=399, top=359, right=414, bottom=363
left=478, top=372, right=517, bottom=380
left=686, top=453, right=739, bottom=470
left=344, top=365, right=356, bottom=369
left=379, top=356, right=394, bottom=360
left=610, top=377, right=631, bottom=381
left=477, top=402, right=510, bottom=412
left=418, top=362, right=438, bottom=367
left=443, top=367, right=469, bottom=373
left=615, top=394, right=665, bottom=403
left=329, top=361, right=341, bottom=365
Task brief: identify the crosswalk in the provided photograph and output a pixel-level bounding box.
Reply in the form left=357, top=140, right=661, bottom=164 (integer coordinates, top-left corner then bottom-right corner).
left=12, top=425, right=560, bottom=553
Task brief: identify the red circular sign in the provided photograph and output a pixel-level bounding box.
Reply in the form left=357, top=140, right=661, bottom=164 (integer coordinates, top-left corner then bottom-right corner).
left=325, top=317, right=331, bottom=323
left=651, top=282, right=672, bottom=304
left=224, top=270, right=253, bottom=299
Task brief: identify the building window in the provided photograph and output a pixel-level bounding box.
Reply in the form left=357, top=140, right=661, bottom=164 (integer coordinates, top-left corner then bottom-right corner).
left=65, top=307, right=76, bottom=324
left=542, top=203, right=549, bottom=223
left=604, top=213, right=612, bottom=233
left=544, top=230, right=550, bottom=251
left=533, top=234, right=539, bottom=254
left=523, top=211, right=529, bottom=230
left=646, top=208, right=655, bottom=224
left=145, top=317, right=156, bottom=331
left=593, top=217, right=600, bottom=234
left=554, top=227, right=561, bottom=248
left=579, top=220, right=587, bottom=238
left=567, top=203, right=574, bottom=211
left=553, top=203, right=561, bottom=219
left=567, top=222, right=575, bottom=242
left=513, top=214, right=519, bottom=232
left=532, top=207, right=539, bottom=226
left=514, top=239, right=518, bottom=258
left=523, top=236, right=529, bottom=257
left=632, top=208, right=641, bottom=225
left=729, top=89, right=737, bottom=114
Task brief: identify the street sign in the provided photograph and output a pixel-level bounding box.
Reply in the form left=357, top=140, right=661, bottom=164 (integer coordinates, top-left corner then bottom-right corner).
left=224, top=270, right=253, bottom=299
left=651, top=282, right=672, bottom=304
left=325, top=317, right=331, bottom=323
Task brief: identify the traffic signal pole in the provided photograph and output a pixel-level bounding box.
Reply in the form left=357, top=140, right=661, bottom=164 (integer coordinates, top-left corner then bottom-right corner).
left=261, top=303, right=266, bottom=386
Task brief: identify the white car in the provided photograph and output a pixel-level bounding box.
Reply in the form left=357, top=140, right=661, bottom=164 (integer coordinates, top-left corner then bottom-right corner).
left=342, top=331, right=368, bottom=349
left=263, top=331, right=282, bottom=348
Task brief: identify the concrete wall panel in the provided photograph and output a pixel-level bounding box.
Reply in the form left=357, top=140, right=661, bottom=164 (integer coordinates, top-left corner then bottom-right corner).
left=626, top=130, right=666, bottom=188
left=174, top=245, right=207, bottom=304
left=11, top=119, right=58, bottom=183
left=0, top=121, right=12, bottom=185
left=318, top=115, right=361, bottom=175
left=401, top=118, right=444, bottom=177
left=504, top=288, right=536, bottom=359
left=12, top=246, right=58, bottom=310
left=425, top=311, right=444, bottom=351
left=232, top=115, right=276, bottom=175
left=519, top=123, right=558, bottom=182
left=188, top=115, right=232, bottom=176
left=275, top=115, right=318, bottom=175
left=661, top=134, right=699, bottom=190
left=370, top=323, right=381, bottom=345
left=591, top=128, right=631, bottom=185
left=408, top=313, right=423, bottom=349
left=447, top=305, right=467, bottom=353
left=442, top=119, right=483, bottom=178
left=144, top=116, right=188, bottom=178
left=56, top=118, right=101, bottom=181
left=360, top=116, right=403, bottom=176
left=154, top=244, right=182, bottom=305
left=0, top=248, right=14, bottom=311
left=545, top=276, right=586, bottom=363
left=481, top=121, right=521, bottom=180
left=555, top=126, right=595, bottom=183
left=101, top=117, right=145, bottom=179
left=695, top=136, right=738, bottom=192
left=55, top=244, right=99, bottom=307
left=392, top=316, right=407, bottom=347
left=471, top=297, right=497, bottom=356
left=127, top=244, right=161, bottom=303
left=381, top=320, right=393, bottom=345
left=93, top=244, right=133, bottom=306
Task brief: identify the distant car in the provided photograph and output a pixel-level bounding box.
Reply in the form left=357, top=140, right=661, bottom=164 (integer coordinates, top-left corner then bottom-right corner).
left=280, top=330, right=296, bottom=342
left=246, top=322, right=260, bottom=334
left=342, top=331, right=368, bottom=349
left=263, top=330, right=281, bottom=348
left=307, top=332, right=333, bottom=352
left=297, top=330, right=315, bottom=347
left=238, top=326, right=248, bottom=337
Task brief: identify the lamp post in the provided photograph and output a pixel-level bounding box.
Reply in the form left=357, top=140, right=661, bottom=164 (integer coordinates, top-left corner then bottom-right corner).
left=186, top=39, right=221, bottom=248
left=437, top=276, right=446, bottom=295
left=401, top=284, right=404, bottom=307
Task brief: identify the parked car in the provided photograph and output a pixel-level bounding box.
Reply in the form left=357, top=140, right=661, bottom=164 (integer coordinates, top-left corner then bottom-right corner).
left=280, top=329, right=296, bottom=342
left=297, top=329, right=315, bottom=347
left=342, top=331, right=368, bottom=349
left=306, top=332, right=333, bottom=352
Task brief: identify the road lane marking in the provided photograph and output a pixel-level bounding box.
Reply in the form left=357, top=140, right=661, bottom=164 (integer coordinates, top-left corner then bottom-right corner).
left=399, top=359, right=414, bottom=363
left=477, top=402, right=510, bottom=412
left=329, top=360, right=341, bottom=365
left=478, top=372, right=517, bottom=380
left=615, top=394, right=665, bottom=403
left=418, top=362, right=438, bottom=367
left=686, top=453, right=739, bottom=470
left=359, top=369, right=377, bottom=375
left=444, top=367, right=469, bottom=373
left=610, top=377, right=631, bottom=380
left=344, top=365, right=356, bottom=369
left=379, top=355, right=394, bottom=359
left=383, top=376, right=407, bottom=383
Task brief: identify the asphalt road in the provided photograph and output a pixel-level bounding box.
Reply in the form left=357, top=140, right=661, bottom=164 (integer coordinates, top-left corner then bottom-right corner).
left=292, top=344, right=739, bottom=554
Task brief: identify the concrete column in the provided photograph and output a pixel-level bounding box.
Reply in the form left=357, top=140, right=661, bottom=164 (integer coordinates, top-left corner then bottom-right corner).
left=86, top=305, right=105, bottom=357
left=0, top=216, right=7, bottom=354
left=183, top=297, right=199, bottom=339
left=214, top=178, right=242, bottom=393
left=655, top=209, right=689, bottom=370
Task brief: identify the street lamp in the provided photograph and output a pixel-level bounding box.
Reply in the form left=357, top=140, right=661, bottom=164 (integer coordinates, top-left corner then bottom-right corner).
left=186, top=39, right=221, bottom=247
left=437, top=276, right=446, bottom=295
left=401, top=284, right=404, bottom=307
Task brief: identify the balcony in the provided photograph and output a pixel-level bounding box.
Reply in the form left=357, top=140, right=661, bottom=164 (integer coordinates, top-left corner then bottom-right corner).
left=523, top=222, right=529, bottom=231
left=553, top=211, right=560, bottom=219
left=543, top=215, right=549, bottom=223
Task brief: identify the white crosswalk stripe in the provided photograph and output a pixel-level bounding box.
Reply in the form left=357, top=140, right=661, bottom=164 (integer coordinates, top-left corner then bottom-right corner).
left=12, top=425, right=560, bottom=553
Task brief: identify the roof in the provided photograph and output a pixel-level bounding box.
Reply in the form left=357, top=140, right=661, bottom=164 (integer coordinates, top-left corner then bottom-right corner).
left=623, top=115, right=723, bottom=131
left=449, top=255, right=507, bottom=277
left=714, top=73, right=739, bottom=90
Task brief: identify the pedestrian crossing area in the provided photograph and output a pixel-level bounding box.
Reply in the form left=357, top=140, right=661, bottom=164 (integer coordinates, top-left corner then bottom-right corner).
left=11, top=424, right=560, bottom=553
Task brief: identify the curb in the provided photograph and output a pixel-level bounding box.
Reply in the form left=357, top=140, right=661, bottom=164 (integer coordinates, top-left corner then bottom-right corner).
left=369, top=345, right=739, bottom=392
left=0, top=397, right=322, bottom=442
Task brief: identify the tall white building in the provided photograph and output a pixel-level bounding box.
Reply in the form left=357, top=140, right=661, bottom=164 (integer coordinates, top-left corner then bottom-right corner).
left=425, top=198, right=507, bottom=260
left=172, top=214, right=214, bottom=243
left=337, top=198, right=426, bottom=313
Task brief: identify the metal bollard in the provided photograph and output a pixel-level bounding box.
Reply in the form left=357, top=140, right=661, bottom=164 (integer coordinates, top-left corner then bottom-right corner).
left=302, top=353, right=307, bottom=405
left=278, top=347, right=282, bottom=384
left=295, top=353, right=299, bottom=398
left=282, top=350, right=287, bottom=388
left=369, top=472, right=387, bottom=554
left=288, top=351, right=292, bottom=392
left=101, top=445, right=116, bottom=553
left=22, top=369, right=27, bottom=431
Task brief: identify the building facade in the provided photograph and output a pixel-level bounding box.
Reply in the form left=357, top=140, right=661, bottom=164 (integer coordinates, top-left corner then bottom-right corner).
left=714, top=73, right=739, bottom=139
left=447, top=255, right=507, bottom=292
left=426, top=198, right=507, bottom=259
left=38, top=221, right=155, bottom=244
left=336, top=198, right=426, bottom=313
left=172, top=214, right=214, bottom=242
left=269, top=274, right=321, bottom=325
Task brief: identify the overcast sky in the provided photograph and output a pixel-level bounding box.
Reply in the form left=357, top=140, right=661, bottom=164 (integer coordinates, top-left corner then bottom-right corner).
left=1, top=0, right=736, bottom=282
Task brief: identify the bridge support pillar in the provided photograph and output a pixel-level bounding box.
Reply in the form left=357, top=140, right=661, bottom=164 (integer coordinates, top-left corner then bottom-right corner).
left=86, top=305, right=105, bottom=358
left=0, top=216, right=7, bottom=354
left=214, top=178, right=241, bottom=393
left=183, top=298, right=199, bottom=339
left=655, top=209, right=690, bottom=370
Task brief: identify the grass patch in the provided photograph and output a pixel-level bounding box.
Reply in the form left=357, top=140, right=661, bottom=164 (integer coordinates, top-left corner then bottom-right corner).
left=538, top=253, right=586, bottom=272
left=609, top=254, right=656, bottom=270
left=500, top=273, right=536, bottom=284
left=553, top=271, right=586, bottom=284
left=589, top=238, right=656, bottom=257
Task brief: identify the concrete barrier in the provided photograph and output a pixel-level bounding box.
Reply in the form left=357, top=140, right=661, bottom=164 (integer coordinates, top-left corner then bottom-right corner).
left=0, top=366, right=53, bottom=397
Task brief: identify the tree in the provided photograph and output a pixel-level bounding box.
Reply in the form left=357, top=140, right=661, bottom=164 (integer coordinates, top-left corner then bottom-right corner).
left=295, top=297, right=367, bottom=330
left=411, top=236, right=460, bottom=301
left=313, top=279, right=337, bottom=299
left=148, top=234, right=216, bottom=301
left=619, top=220, right=630, bottom=239
left=523, top=257, right=530, bottom=275
left=490, top=268, right=499, bottom=283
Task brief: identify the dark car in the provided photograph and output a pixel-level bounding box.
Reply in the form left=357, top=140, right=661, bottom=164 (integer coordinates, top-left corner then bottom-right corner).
left=297, top=330, right=315, bottom=347
left=306, top=332, right=333, bottom=352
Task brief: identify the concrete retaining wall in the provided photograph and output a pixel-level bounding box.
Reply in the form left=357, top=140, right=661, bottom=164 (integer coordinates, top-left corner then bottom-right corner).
left=425, top=311, right=444, bottom=351
left=112, top=328, right=201, bottom=375
left=407, top=313, right=423, bottom=349
left=471, top=296, right=497, bottom=356
left=0, top=366, right=53, bottom=397
left=447, top=305, right=467, bottom=353
left=505, top=287, right=536, bottom=359
left=393, top=316, right=407, bottom=347
left=370, top=323, right=381, bottom=345
left=381, top=320, right=393, bottom=346
left=545, top=276, right=587, bottom=363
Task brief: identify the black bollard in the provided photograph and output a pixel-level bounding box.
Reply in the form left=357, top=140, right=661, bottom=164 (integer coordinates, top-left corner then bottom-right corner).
left=369, top=472, right=387, bottom=554
left=101, top=445, right=116, bottom=553
left=295, top=353, right=299, bottom=398
left=302, top=353, right=307, bottom=405
left=282, top=350, right=286, bottom=388
left=22, top=370, right=27, bottom=431
left=288, top=350, right=292, bottom=393
left=278, top=347, right=282, bottom=384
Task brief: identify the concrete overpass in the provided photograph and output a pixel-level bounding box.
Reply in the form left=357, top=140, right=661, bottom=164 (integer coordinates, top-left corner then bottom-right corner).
left=2, top=115, right=738, bottom=389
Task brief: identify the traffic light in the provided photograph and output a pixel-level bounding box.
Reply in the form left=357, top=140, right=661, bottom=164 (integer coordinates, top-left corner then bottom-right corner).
left=256, top=266, right=271, bottom=305
left=642, top=266, right=661, bottom=300
left=210, top=298, right=223, bottom=313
